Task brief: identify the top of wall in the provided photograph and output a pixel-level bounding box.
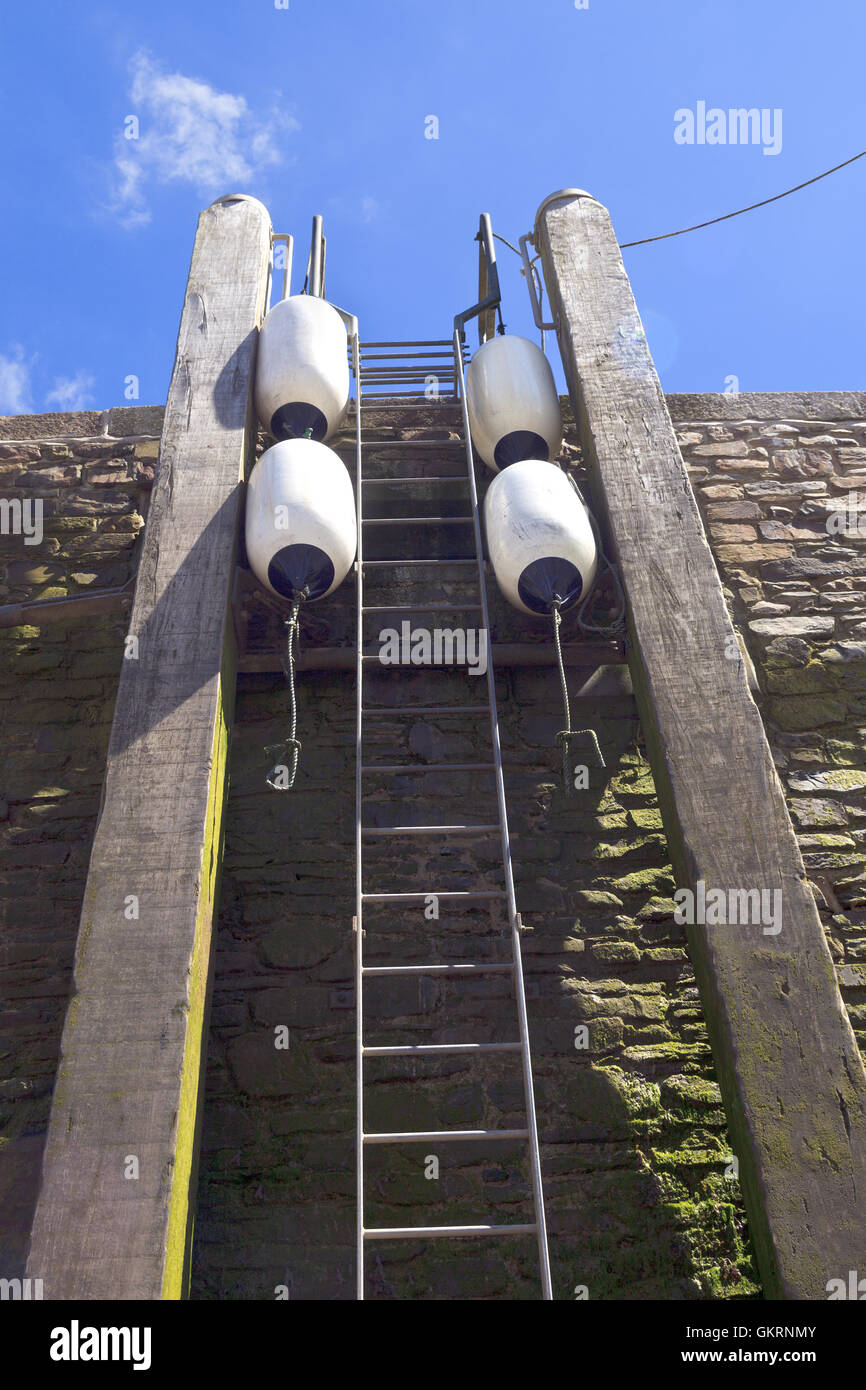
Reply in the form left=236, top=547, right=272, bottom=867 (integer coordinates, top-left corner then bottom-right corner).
left=665, top=392, right=866, bottom=422
left=1, top=393, right=865, bottom=441
left=0, top=406, right=165, bottom=441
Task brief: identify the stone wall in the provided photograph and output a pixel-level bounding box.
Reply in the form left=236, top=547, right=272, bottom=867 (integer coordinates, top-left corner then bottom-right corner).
left=0, top=408, right=158, bottom=1273
left=190, top=404, right=758, bottom=1302
left=2, top=393, right=864, bottom=1300
left=673, top=403, right=866, bottom=1060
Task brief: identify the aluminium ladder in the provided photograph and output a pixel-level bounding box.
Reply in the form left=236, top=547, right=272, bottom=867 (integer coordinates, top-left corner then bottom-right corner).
left=351, top=331, right=553, bottom=1299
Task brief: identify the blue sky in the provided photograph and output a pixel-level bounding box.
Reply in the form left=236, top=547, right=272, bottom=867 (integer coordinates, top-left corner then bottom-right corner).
left=0, top=0, right=863, bottom=414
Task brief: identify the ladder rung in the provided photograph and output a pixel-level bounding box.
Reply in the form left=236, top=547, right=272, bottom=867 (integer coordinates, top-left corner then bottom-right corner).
left=363, top=516, right=473, bottom=526
left=361, top=889, right=505, bottom=902
left=360, top=350, right=458, bottom=360
left=363, top=1128, right=529, bottom=1145
left=356, top=442, right=466, bottom=450
left=360, top=654, right=486, bottom=665
left=362, top=706, right=489, bottom=715
left=362, top=963, right=513, bottom=977
left=362, top=603, right=483, bottom=614
left=360, top=762, right=495, bottom=774
left=361, top=369, right=455, bottom=378
left=359, top=339, right=459, bottom=347
left=363, top=1223, right=537, bottom=1241
left=362, top=1042, right=521, bottom=1057
left=361, top=483, right=469, bottom=489
left=362, top=824, right=499, bottom=837
left=362, top=379, right=453, bottom=388
left=361, top=558, right=478, bottom=567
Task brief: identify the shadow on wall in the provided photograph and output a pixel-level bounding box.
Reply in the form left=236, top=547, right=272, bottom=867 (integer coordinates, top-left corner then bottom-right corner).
left=189, top=663, right=758, bottom=1299
left=0, top=612, right=129, bottom=1280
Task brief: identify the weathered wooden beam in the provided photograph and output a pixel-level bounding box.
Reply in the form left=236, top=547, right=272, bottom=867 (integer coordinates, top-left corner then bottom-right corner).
left=26, top=194, right=272, bottom=1299
left=535, top=188, right=866, bottom=1300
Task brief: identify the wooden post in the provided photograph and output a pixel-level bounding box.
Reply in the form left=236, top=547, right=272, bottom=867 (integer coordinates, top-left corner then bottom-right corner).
left=535, top=189, right=866, bottom=1299
left=26, top=195, right=272, bottom=1299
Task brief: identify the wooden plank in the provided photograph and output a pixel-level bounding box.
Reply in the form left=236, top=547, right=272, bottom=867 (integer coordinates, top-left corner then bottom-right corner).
left=535, top=189, right=866, bottom=1300
left=25, top=194, right=272, bottom=1299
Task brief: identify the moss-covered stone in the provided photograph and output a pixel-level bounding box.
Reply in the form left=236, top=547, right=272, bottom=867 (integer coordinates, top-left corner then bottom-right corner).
left=590, top=940, right=641, bottom=967
left=610, top=867, right=676, bottom=895
left=661, top=1075, right=723, bottom=1109
left=763, top=661, right=836, bottom=695
left=770, top=693, right=848, bottom=729
left=572, top=889, right=624, bottom=910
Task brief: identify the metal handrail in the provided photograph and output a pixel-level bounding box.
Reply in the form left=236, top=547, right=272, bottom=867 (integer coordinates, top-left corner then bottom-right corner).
left=454, top=213, right=501, bottom=342
left=270, top=233, right=294, bottom=302
left=305, top=214, right=326, bottom=297
left=453, top=213, right=502, bottom=396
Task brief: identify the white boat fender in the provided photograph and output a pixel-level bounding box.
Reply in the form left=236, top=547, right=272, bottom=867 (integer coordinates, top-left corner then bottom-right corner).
left=466, top=334, right=562, bottom=471
left=255, top=294, right=350, bottom=442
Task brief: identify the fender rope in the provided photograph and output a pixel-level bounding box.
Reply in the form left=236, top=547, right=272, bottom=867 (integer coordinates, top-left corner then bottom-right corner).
left=551, top=599, right=605, bottom=795
left=266, top=589, right=306, bottom=790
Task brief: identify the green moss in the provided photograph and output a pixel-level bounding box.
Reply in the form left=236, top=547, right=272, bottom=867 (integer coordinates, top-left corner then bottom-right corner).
left=594, top=834, right=665, bottom=860
left=596, top=811, right=629, bottom=830
left=770, top=693, right=848, bottom=730
left=609, top=770, right=657, bottom=797
left=798, top=833, right=855, bottom=848
left=43, top=517, right=98, bottom=533
left=572, top=889, right=624, bottom=910
left=661, top=1075, right=723, bottom=1109
left=591, top=940, right=641, bottom=966
left=826, top=739, right=866, bottom=767
left=611, top=867, right=676, bottom=895
left=763, top=661, right=835, bottom=696
left=818, top=769, right=866, bottom=791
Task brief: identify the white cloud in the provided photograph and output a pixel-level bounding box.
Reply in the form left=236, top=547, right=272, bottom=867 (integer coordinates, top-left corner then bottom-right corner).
left=0, top=346, right=35, bottom=415
left=360, top=196, right=380, bottom=224
left=111, top=51, right=298, bottom=227
left=44, top=372, right=96, bottom=411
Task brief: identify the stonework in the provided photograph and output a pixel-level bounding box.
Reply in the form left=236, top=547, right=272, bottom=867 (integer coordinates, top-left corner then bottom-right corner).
left=675, top=413, right=866, bottom=1046
left=0, top=410, right=155, bottom=1273
left=1, top=395, right=864, bottom=1299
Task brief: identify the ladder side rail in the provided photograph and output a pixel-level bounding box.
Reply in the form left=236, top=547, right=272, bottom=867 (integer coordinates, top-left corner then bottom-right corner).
left=352, top=330, right=366, bottom=1300
left=452, top=329, right=553, bottom=1301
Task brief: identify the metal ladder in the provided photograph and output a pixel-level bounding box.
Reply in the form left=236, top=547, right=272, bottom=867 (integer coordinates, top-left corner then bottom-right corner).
left=350, top=318, right=553, bottom=1299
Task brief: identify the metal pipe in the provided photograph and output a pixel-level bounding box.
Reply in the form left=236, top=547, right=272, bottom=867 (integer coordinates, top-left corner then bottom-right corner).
left=454, top=212, right=502, bottom=394
left=238, top=641, right=624, bottom=673
left=0, top=582, right=134, bottom=629
left=309, top=215, right=324, bottom=298
left=270, top=233, right=294, bottom=301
